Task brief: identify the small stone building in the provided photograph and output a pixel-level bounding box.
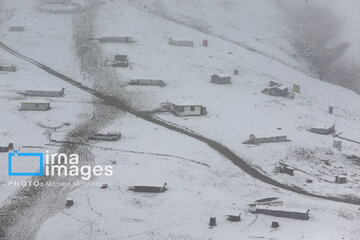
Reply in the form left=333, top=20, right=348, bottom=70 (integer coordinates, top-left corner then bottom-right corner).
left=112, top=55, right=128, bottom=67
left=335, top=175, right=347, bottom=184
left=169, top=103, right=207, bottom=117
left=279, top=165, right=294, bottom=176
left=310, top=124, right=335, bottom=135
left=20, top=100, right=50, bottom=111
left=128, top=183, right=167, bottom=193
left=262, top=85, right=289, bottom=97
left=24, top=88, right=64, bottom=97
left=99, top=36, right=134, bottom=43
left=129, top=79, right=166, bottom=87
left=168, top=37, right=194, bottom=47
left=211, top=74, right=231, bottom=84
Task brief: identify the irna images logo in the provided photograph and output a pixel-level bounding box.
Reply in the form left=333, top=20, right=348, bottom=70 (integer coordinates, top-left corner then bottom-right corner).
left=8, top=150, right=113, bottom=180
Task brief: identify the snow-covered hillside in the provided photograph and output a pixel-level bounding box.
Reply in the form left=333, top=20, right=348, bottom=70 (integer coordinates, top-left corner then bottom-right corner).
left=0, top=0, right=359, bottom=240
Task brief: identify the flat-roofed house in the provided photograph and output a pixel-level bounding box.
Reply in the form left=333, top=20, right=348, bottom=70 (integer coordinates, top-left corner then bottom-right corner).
left=20, top=99, right=50, bottom=111
left=211, top=74, right=231, bottom=84
left=169, top=103, right=207, bottom=117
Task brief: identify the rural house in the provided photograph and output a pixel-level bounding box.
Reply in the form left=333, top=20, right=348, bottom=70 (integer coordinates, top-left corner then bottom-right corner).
left=310, top=124, right=335, bottom=135
left=211, top=74, right=231, bottom=84
left=262, top=85, right=289, bottom=97
left=20, top=99, right=50, bottom=111
left=23, top=88, right=64, bottom=97
left=168, top=37, right=194, bottom=47
left=169, top=103, right=207, bottom=117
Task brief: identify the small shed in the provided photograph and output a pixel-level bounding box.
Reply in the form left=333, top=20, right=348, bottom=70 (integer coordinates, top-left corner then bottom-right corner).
left=24, top=88, right=64, bottom=97
left=20, top=100, right=50, bottom=111
left=0, top=65, right=17, bottom=72
left=249, top=205, right=310, bottom=220
left=169, top=103, right=207, bottom=117
left=129, top=79, right=166, bottom=87
left=112, top=55, right=128, bottom=67
left=0, top=143, right=14, bottom=153
left=128, top=183, right=167, bottom=193
left=226, top=214, right=241, bottom=222
left=211, top=74, right=231, bottom=84
left=168, top=38, right=194, bottom=47
left=202, top=39, right=208, bottom=47
left=333, top=140, right=342, bottom=150
left=335, top=175, right=347, bottom=184
left=65, top=197, right=74, bottom=207
left=310, top=124, right=335, bottom=135
left=293, top=84, right=300, bottom=93
left=279, top=165, right=294, bottom=176
left=99, top=36, right=134, bottom=43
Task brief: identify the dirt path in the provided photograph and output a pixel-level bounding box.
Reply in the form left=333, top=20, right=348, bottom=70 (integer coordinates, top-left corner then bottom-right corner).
left=1, top=41, right=359, bottom=206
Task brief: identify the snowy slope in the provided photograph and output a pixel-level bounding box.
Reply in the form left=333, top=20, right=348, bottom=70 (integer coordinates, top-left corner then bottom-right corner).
left=0, top=0, right=359, bottom=240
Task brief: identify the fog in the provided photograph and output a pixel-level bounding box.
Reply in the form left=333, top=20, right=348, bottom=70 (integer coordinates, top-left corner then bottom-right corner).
left=278, top=0, right=360, bottom=93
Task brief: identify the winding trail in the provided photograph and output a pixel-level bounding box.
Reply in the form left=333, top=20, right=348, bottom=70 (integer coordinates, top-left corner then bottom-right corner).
left=1, top=41, right=359, bottom=206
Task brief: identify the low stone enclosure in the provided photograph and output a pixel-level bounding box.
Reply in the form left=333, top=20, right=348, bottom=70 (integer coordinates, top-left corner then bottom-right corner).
left=243, top=134, right=290, bottom=145
left=129, top=79, right=166, bottom=87
left=98, top=36, right=134, bottom=43
left=248, top=204, right=310, bottom=220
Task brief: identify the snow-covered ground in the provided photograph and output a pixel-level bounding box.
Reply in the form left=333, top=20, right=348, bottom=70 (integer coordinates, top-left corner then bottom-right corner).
left=0, top=0, right=359, bottom=239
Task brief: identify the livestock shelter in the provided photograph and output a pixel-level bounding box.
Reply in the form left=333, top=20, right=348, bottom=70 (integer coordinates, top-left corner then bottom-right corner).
left=262, top=85, right=289, bottom=97
left=169, top=103, right=207, bottom=117
left=244, top=134, right=289, bottom=145
left=20, top=99, right=50, bottom=111
left=335, top=176, right=347, bottom=184
left=249, top=204, right=310, bottom=220
left=129, top=79, right=166, bottom=87
left=310, top=124, right=335, bottom=135
left=168, top=37, right=194, bottom=47
left=0, top=65, right=17, bottom=72
left=128, top=183, right=167, bottom=193
left=23, top=88, right=64, bottom=97
left=99, top=36, right=134, bottom=43
left=211, top=74, right=231, bottom=84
